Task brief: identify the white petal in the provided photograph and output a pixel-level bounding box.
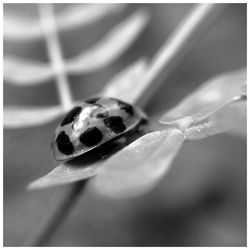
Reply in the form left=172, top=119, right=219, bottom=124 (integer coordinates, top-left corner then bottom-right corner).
left=159, top=68, right=246, bottom=125
left=4, top=105, right=64, bottom=128
left=28, top=163, right=99, bottom=189
left=101, top=58, right=148, bottom=104
left=4, top=57, right=54, bottom=85
left=91, top=129, right=185, bottom=199
left=66, top=10, right=149, bottom=74
left=57, top=3, right=126, bottom=32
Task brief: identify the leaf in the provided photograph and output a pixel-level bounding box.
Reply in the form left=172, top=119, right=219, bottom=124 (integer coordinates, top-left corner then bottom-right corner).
left=4, top=105, right=64, bottom=128
left=66, top=10, right=149, bottom=74
left=57, top=3, right=126, bottom=32
left=28, top=163, right=99, bottom=189
left=184, top=96, right=246, bottom=140
left=4, top=4, right=126, bottom=41
left=4, top=57, right=53, bottom=85
left=159, top=68, right=246, bottom=125
left=91, top=129, right=185, bottom=199
left=101, top=58, right=148, bottom=103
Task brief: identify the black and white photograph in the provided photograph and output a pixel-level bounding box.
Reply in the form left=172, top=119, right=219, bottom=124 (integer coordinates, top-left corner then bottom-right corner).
left=3, top=2, right=247, bottom=247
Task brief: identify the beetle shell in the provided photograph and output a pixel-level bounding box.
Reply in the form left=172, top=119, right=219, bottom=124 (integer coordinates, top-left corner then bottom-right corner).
left=52, top=97, right=147, bottom=162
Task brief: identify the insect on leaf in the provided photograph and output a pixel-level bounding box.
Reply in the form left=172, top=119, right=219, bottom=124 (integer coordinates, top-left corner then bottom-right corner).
left=101, top=58, right=148, bottom=104
left=28, top=129, right=185, bottom=192
left=91, top=129, right=185, bottom=199
left=159, top=68, right=246, bottom=125
left=66, top=9, right=149, bottom=74
left=4, top=57, right=53, bottom=85
left=28, top=162, right=99, bottom=189
left=4, top=105, right=64, bottom=128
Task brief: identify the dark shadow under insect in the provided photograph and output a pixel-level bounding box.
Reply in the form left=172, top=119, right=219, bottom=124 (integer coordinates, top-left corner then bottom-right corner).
left=67, top=117, right=149, bottom=168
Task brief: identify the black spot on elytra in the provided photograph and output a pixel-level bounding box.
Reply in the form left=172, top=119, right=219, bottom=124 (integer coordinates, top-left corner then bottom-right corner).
left=112, top=98, right=134, bottom=115
left=85, top=97, right=100, bottom=104
left=56, top=131, right=74, bottom=155
left=61, top=106, right=82, bottom=126
left=104, top=116, right=126, bottom=134
left=80, top=127, right=103, bottom=147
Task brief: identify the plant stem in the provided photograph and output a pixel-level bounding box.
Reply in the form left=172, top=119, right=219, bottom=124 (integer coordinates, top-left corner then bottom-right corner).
left=136, top=3, right=226, bottom=108
left=39, top=3, right=73, bottom=111
left=24, top=180, right=87, bottom=246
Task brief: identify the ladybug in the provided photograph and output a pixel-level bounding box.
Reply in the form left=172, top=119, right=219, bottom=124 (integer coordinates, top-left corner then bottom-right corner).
left=51, top=96, right=148, bottom=162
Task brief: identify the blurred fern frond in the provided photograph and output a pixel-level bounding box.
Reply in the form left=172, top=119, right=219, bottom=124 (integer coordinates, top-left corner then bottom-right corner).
left=4, top=3, right=149, bottom=127
left=4, top=3, right=126, bottom=41
left=4, top=9, right=149, bottom=85
left=65, top=10, right=149, bottom=74
left=4, top=105, right=64, bottom=128
left=4, top=57, right=54, bottom=85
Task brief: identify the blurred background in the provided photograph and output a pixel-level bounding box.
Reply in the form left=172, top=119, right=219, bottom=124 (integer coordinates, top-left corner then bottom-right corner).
left=4, top=3, right=246, bottom=246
